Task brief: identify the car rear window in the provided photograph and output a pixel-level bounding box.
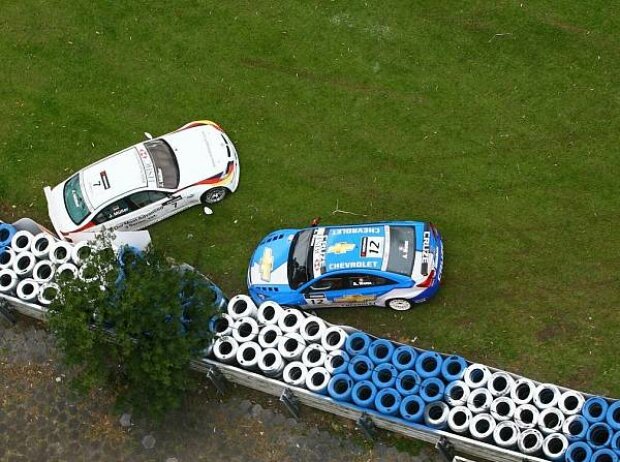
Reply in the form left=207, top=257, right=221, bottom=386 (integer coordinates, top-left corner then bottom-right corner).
left=144, top=139, right=180, bottom=189
left=63, top=174, right=91, bottom=224
left=386, top=226, right=415, bottom=276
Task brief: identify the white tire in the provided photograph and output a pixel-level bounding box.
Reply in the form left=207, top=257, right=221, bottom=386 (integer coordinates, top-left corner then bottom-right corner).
left=277, top=332, right=306, bottom=361
left=0, top=247, right=16, bottom=270
left=514, top=404, right=540, bottom=429
left=467, top=388, right=493, bottom=414
left=236, top=341, right=262, bottom=369
left=518, top=428, right=544, bottom=454
left=227, top=295, right=257, bottom=320
left=321, top=326, right=348, bottom=352
left=542, top=433, right=568, bottom=461
left=558, top=391, right=585, bottom=416
left=278, top=308, right=305, bottom=334
left=0, top=268, right=18, bottom=293
left=32, top=260, right=55, bottom=283
left=511, top=378, right=536, bottom=405
left=301, top=343, right=327, bottom=369
left=464, top=363, right=491, bottom=389
left=55, top=263, right=78, bottom=280
left=49, top=241, right=73, bottom=265
left=469, top=413, right=496, bottom=441
left=533, top=383, right=561, bottom=410
left=538, top=407, right=564, bottom=435
left=231, top=317, right=259, bottom=344
left=257, top=301, right=283, bottom=325
left=38, top=282, right=60, bottom=305
left=258, top=348, right=285, bottom=377
left=257, top=324, right=282, bottom=349
left=490, top=396, right=516, bottom=422
left=493, top=420, right=521, bottom=448
left=11, top=230, right=34, bottom=253
left=299, top=316, right=326, bottom=343
left=30, top=233, right=55, bottom=259
left=71, top=241, right=94, bottom=266
left=16, top=278, right=40, bottom=302
left=448, top=406, right=473, bottom=434
left=12, top=251, right=36, bottom=277
left=488, top=371, right=515, bottom=397
left=283, top=361, right=308, bottom=387
left=305, top=366, right=331, bottom=394
left=213, top=336, right=239, bottom=364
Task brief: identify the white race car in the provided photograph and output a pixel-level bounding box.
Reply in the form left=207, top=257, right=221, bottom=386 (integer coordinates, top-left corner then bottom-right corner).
left=44, top=120, right=240, bottom=239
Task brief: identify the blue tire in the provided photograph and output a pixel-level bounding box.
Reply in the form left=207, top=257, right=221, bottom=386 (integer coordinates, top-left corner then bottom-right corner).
left=588, top=423, right=613, bottom=449
left=374, top=388, right=401, bottom=416
left=607, top=401, right=620, bottom=431
left=611, top=431, right=620, bottom=455
left=584, top=397, right=610, bottom=424
left=0, top=223, right=16, bottom=248
left=391, top=345, right=417, bottom=371
left=345, top=332, right=371, bottom=357
left=441, top=355, right=468, bottom=382
left=348, top=355, right=374, bottom=382
left=368, top=339, right=395, bottom=365
left=396, top=370, right=421, bottom=396
left=352, top=380, right=377, bottom=409
left=415, top=351, right=443, bottom=379
left=400, top=395, right=425, bottom=422
left=419, top=377, right=445, bottom=403
left=565, top=442, right=593, bottom=462
left=371, top=363, right=398, bottom=389
left=591, top=448, right=618, bottom=462
left=327, top=374, right=355, bottom=402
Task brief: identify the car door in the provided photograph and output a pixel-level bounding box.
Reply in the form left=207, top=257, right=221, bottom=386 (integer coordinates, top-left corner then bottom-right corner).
left=92, top=198, right=135, bottom=231
left=124, top=190, right=176, bottom=228
left=338, top=273, right=400, bottom=306
left=300, top=274, right=350, bottom=308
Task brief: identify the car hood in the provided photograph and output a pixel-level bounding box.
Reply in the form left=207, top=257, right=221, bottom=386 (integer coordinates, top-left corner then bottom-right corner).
left=248, top=230, right=298, bottom=286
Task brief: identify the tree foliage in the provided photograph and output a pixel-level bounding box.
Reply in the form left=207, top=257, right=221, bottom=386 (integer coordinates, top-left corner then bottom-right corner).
left=48, top=235, right=216, bottom=417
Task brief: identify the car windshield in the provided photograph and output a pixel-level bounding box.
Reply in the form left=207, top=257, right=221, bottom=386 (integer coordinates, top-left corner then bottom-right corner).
left=63, top=174, right=91, bottom=224
left=287, top=229, right=314, bottom=289
left=144, top=139, right=180, bottom=189
left=386, top=226, right=415, bottom=276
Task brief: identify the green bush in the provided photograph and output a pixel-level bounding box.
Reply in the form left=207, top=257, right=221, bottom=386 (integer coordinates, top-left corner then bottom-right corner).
left=48, top=235, right=216, bottom=418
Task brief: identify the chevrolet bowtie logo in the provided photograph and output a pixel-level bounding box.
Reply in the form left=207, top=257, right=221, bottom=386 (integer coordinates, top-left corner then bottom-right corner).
left=327, top=242, right=355, bottom=254
left=259, top=248, right=274, bottom=282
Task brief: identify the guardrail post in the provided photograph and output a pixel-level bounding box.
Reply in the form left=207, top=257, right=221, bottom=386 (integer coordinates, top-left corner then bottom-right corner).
left=435, top=436, right=455, bottom=462
left=279, top=387, right=300, bottom=419
left=0, top=300, right=16, bottom=326
left=356, top=412, right=376, bottom=441
left=205, top=364, right=227, bottom=395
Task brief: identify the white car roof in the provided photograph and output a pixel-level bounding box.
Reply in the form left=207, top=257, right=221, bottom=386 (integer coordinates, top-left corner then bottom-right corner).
left=80, top=148, right=147, bottom=210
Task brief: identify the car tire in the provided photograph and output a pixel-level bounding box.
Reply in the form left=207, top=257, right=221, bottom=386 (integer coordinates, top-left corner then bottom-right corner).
left=386, top=298, right=413, bottom=311
left=201, top=187, right=228, bottom=204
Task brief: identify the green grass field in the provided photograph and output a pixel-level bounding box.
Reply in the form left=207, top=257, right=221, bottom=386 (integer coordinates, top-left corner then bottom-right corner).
left=1, top=1, right=618, bottom=398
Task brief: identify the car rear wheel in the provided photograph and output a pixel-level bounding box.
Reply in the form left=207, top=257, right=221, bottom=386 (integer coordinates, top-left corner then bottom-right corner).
left=386, top=298, right=413, bottom=311
left=201, top=187, right=228, bottom=204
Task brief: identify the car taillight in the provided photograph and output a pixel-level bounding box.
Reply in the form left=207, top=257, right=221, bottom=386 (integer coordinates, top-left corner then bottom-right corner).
left=417, top=269, right=435, bottom=288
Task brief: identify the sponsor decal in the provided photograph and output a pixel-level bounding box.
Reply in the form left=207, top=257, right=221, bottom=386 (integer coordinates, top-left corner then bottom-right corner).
left=99, top=171, right=111, bottom=190
left=327, top=261, right=379, bottom=271
left=327, top=242, right=355, bottom=255
left=360, top=236, right=384, bottom=258
left=259, top=248, right=274, bottom=282
left=311, top=228, right=327, bottom=277
left=421, top=231, right=431, bottom=276
left=138, top=147, right=157, bottom=186
left=331, top=226, right=382, bottom=236
left=399, top=240, right=409, bottom=260
left=304, top=293, right=327, bottom=305
left=333, top=294, right=376, bottom=305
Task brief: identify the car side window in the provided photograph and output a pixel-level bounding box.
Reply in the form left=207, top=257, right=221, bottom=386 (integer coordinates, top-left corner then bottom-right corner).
left=347, top=274, right=396, bottom=288
left=93, top=198, right=133, bottom=224
left=308, top=276, right=347, bottom=292
left=127, top=191, right=168, bottom=209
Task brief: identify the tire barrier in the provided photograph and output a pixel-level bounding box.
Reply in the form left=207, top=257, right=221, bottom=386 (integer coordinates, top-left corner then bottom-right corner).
left=13, top=251, right=36, bottom=277
left=16, top=278, right=39, bottom=302
left=584, top=398, right=610, bottom=424
left=587, top=423, right=613, bottom=449
left=491, top=396, right=517, bottom=422
left=511, top=378, right=537, bottom=405
left=538, top=407, right=565, bottom=434
left=566, top=441, right=593, bottom=462
left=258, top=348, right=285, bottom=378
left=232, top=317, right=259, bottom=344
left=591, top=449, right=618, bottom=462
left=283, top=361, right=308, bottom=387
left=371, top=363, right=398, bottom=389
left=469, top=413, right=496, bottom=442
left=415, top=351, right=443, bottom=379
left=11, top=230, right=34, bottom=253
left=396, top=370, right=422, bottom=396
left=607, top=401, right=620, bottom=430
left=391, top=345, right=417, bottom=371
left=236, top=341, right=261, bottom=369
left=37, top=282, right=60, bottom=306
left=560, top=391, right=586, bottom=416
left=0, top=268, right=18, bottom=293
left=299, top=316, right=326, bottom=343
left=213, top=336, right=239, bottom=364
left=32, top=260, right=55, bottom=283
left=563, top=415, right=590, bottom=441
left=209, top=313, right=234, bottom=337
left=0, top=247, right=15, bottom=269
left=445, top=380, right=470, bottom=407
left=441, top=355, right=467, bottom=382
left=258, top=324, right=282, bottom=349
left=278, top=308, right=305, bottom=334
left=494, top=420, right=521, bottom=448
left=400, top=395, right=425, bottom=423
left=277, top=332, right=306, bottom=361
left=542, top=433, right=569, bottom=461
left=352, top=380, right=377, bottom=409
left=324, top=350, right=349, bottom=375
left=374, top=388, right=401, bottom=416
left=30, top=233, right=54, bottom=259
left=424, top=401, right=449, bottom=429
left=464, top=363, right=492, bottom=389
left=49, top=241, right=73, bottom=265
left=305, top=367, right=330, bottom=394
left=489, top=372, right=515, bottom=398
left=227, top=295, right=258, bottom=320
left=327, top=373, right=354, bottom=402
left=321, top=326, right=347, bottom=352
left=301, top=343, right=327, bottom=369
left=345, top=331, right=371, bottom=357
left=448, top=405, right=473, bottom=434
left=0, top=223, right=17, bottom=248
left=518, top=428, right=545, bottom=455
left=56, top=263, right=78, bottom=280
left=71, top=241, right=94, bottom=266
left=611, top=431, right=620, bottom=454
left=467, top=388, right=493, bottom=414
left=257, top=301, right=283, bottom=326
left=348, top=355, right=374, bottom=381
left=515, top=404, right=540, bottom=430
left=419, top=377, right=445, bottom=403
left=534, top=384, right=561, bottom=410
left=368, top=339, right=394, bottom=365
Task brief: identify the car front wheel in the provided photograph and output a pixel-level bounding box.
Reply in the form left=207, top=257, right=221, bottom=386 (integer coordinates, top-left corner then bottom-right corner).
left=201, top=187, right=228, bottom=204
left=386, top=298, right=413, bottom=311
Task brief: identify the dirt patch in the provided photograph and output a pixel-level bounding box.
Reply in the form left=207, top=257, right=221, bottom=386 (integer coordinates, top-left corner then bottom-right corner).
left=545, top=17, right=590, bottom=35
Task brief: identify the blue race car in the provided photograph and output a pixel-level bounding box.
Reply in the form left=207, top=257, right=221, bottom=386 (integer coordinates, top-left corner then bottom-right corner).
left=247, top=221, right=443, bottom=311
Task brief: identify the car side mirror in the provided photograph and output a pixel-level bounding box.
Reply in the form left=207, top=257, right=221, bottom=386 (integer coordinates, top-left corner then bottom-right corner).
left=144, top=132, right=153, bottom=140
left=309, top=283, right=331, bottom=291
